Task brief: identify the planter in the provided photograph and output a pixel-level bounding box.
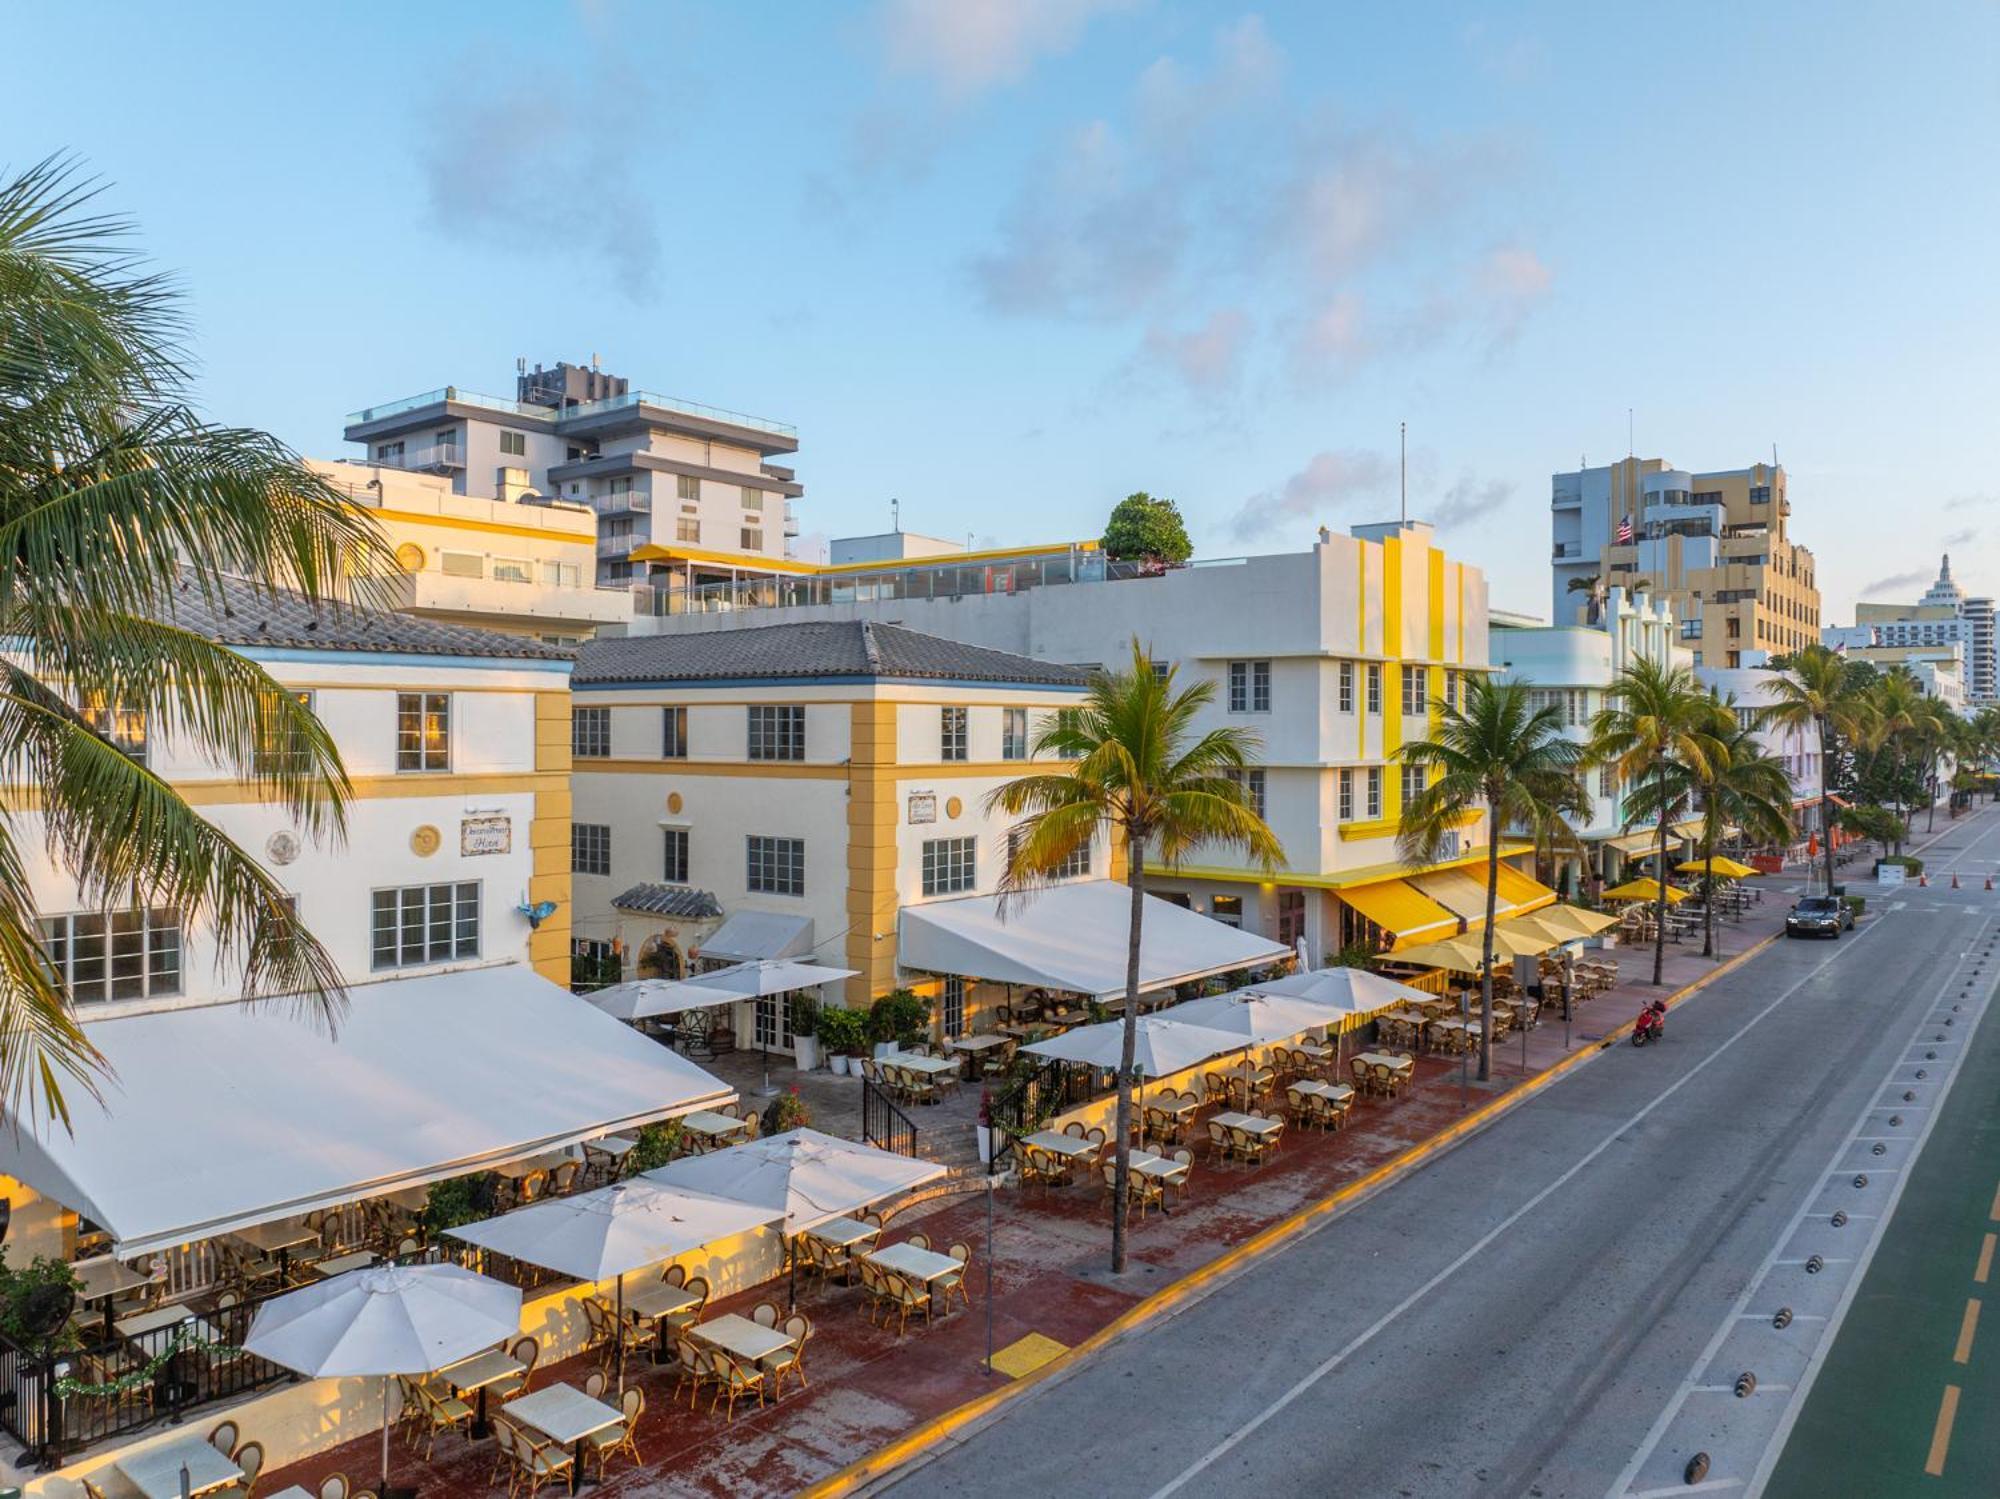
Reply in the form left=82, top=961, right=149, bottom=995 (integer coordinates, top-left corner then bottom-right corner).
left=792, top=1034, right=821, bottom=1072
left=829, top=1054, right=850, bottom=1076
left=976, top=1125, right=994, bottom=1165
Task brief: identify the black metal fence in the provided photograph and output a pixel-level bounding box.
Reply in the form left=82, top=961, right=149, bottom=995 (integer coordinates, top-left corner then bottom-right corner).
left=988, top=1058, right=1102, bottom=1166
left=861, top=1078, right=920, bottom=1159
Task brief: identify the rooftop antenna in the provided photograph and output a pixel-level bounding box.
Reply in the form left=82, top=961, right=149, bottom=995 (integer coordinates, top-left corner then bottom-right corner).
left=1400, top=421, right=1407, bottom=524
left=516, top=357, right=526, bottom=374
left=1627, top=407, right=1634, bottom=458
left=890, top=497, right=900, bottom=533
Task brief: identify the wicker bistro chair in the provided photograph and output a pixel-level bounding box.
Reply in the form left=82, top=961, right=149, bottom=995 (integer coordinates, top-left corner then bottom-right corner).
left=506, top=1420, right=574, bottom=1498
left=227, top=1442, right=266, bottom=1499
left=317, top=1474, right=349, bottom=1499
left=704, top=1347, right=766, bottom=1422
left=207, top=1419, right=240, bottom=1457
left=668, top=1332, right=711, bottom=1409
left=489, top=1335, right=538, bottom=1400
left=749, top=1301, right=780, bottom=1328
left=1204, top=1117, right=1236, bottom=1165
left=585, top=1387, right=644, bottom=1475
left=759, top=1313, right=812, bottom=1398
left=1101, top=1160, right=1163, bottom=1220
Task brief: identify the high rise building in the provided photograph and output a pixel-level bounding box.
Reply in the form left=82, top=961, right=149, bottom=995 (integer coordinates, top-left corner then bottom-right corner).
left=1550, top=457, right=1820, bottom=669
left=1823, top=554, right=1995, bottom=707
left=341, top=359, right=804, bottom=590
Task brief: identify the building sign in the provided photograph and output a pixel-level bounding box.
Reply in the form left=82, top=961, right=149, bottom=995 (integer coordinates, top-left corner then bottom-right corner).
left=460, top=815, right=513, bottom=857
left=907, top=792, right=937, bottom=825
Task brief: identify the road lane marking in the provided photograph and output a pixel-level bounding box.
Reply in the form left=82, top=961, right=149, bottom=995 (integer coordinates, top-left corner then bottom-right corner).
left=1139, top=916, right=1893, bottom=1499
left=1953, top=1298, right=1980, bottom=1363
left=1975, top=1233, right=1995, bottom=1284
left=1925, top=1385, right=1960, bottom=1476
left=1990, top=1180, right=2000, bottom=1221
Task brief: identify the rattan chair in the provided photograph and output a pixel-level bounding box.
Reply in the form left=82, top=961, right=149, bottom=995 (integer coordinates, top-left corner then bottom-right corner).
left=760, top=1313, right=812, bottom=1397
left=585, top=1387, right=643, bottom=1474
left=704, top=1347, right=765, bottom=1421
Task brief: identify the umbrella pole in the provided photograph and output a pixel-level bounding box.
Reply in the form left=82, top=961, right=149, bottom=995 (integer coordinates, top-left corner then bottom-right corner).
left=615, top=1277, right=626, bottom=1394
left=380, top=1375, right=392, bottom=1493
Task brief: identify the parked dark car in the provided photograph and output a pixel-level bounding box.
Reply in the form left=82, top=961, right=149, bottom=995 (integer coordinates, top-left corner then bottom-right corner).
left=1786, top=895, right=1852, bottom=938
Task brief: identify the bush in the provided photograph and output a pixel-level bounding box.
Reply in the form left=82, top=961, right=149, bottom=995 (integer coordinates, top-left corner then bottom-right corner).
left=570, top=947, right=622, bottom=992
left=1324, top=942, right=1379, bottom=970
left=1878, top=854, right=1924, bottom=877
left=420, top=1173, right=501, bottom=1236
left=789, top=992, right=820, bottom=1040
left=1843, top=894, right=1866, bottom=919
left=816, top=1004, right=868, bottom=1055
left=867, top=988, right=932, bottom=1046
left=761, top=1087, right=810, bottom=1137
left=1101, top=492, right=1193, bottom=565
left=623, top=1121, right=684, bottom=1175
left=0, top=1251, right=81, bottom=1346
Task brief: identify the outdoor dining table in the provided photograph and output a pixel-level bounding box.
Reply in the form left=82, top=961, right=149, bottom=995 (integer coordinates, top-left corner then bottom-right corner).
left=1292, top=1079, right=1354, bottom=1104
left=234, top=1217, right=321, bottom=1282
left=496, top=1150, right=574, bottom=1180
left=115, top=1302, right=225, bottom=1346
left=690, top=1311, right=797, bottom=1363
left=264, top=1487, right=314, bottom=1499
left=74, top=1255, right=159, bottom=1339
left=309, top=1248, right=380, bottom=1279
left=1209, top=1110, right=1283, bottom=1138
left=680, top=1110, right=751, bottom=1144
left=623, top=1278, right=701, bottom=1359
left=503, top=1381, right=623, bottom=1494
left=1022, top=1129, right=1099, bottom=1160
left=116, top=1436, right=244, bottom=1499
left=1128, top=1149, right=1191, bottom=1185
left=863, top=1241, right=963, bottom=1315
left=945, top=1032, right=1010, bottom=1078
left=887, top=1053, right=960, bottom=1078
left=436, top=1345, right=526, bottom=1437
left=1354, top=1051, right=1415, bottom=1073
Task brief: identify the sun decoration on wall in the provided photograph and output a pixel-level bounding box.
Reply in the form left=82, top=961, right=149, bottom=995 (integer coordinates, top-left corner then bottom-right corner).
left=667, top=792, right=684, bottom=814
left=945, top=796, right=963, bottom=819
left=410, top=825, right=441, bottom=857
left=394, top=543, right=427, bottom=573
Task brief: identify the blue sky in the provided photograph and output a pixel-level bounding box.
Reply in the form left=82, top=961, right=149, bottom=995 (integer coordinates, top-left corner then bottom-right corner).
left=8, top=2, right=1996, bottom=617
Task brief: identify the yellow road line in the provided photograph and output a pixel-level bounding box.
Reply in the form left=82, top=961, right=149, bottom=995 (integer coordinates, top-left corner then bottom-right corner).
left=1976, top=1233, right=1995, bottom=1286
left=1954, top=1298, right=1982, bottom=1363
left=1925, top=1384, right=1961, bottom=1476
left=1990, top=1180, right=2000, bottom=1221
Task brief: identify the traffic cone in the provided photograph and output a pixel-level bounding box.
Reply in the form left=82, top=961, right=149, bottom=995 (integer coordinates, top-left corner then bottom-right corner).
left=1984, top=873, right=1992, bottom=891
left=1953, top=871, right=1961, bottom=889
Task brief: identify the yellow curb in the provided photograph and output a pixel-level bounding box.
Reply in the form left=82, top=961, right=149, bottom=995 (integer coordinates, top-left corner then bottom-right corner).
left=797, top=929, right=1781, bottom=1498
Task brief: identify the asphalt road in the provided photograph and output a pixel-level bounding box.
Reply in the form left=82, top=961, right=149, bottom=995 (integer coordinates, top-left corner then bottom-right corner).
left=882, top=807, right=2000, bottom=1499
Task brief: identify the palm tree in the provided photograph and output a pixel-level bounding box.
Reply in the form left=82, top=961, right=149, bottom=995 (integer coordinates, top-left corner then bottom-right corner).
left=1587, top=658, right=1716, bottom=985
left=1867, top=668, right=1927, bottom=834
left=1760, top=645, right=1868, bottom=899
left=1909, top=693, right=1954, bottom=833
left=0, top=158, right=389, bottom=1122
left=1397, top=675, right=1587, bottom=1081
left=988, top=638, right=1283, bottom=1273
left=1684, top=697, right=1794, bottom=959
left=1565, top=573, right=1607, bottom=625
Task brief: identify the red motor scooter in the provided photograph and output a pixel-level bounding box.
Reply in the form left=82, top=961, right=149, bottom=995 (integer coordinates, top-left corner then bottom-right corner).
left=1632, top=1000, right=1667, bottom=1046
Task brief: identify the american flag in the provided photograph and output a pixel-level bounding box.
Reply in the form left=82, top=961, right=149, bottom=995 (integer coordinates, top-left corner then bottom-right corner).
left=1615, top=514, right=1634, bottom=543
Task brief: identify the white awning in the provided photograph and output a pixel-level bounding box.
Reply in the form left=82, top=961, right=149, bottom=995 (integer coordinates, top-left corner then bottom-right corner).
left=897, top=880, right=1289, bottom=1001
left=644, top=1128, right=946, bottom=1234
left=698, top=911, right=814, bottom=963
left=0, top=965, right=734, bottom=1255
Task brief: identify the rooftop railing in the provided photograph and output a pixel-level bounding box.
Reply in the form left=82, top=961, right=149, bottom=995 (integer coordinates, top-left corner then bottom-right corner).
left=347, top=386, right=797, bottom=440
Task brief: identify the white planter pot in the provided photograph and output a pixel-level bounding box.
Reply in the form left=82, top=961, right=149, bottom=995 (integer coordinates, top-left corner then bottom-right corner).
left=792, top=1035, right=821, bottom=1072
left=828, top=1054, right=850, bottom=1076
left=976, top=1125, right=994, bottom=1165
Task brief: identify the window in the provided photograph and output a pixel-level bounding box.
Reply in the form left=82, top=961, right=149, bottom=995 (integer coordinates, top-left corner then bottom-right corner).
left=1366, top=664, right=1382, bottom=713
left=1750, top=485, right=1771, bottom=505
left=375, top=440, right=405, bottom=464
left=492, top=557, right=532, bottom=584
left=677, top=518, right=701, bottom=544
left=1599, top=765, right=1617, bottom=797
left=740, top=528, right=764, bottom=552
left=662, top=706, right=688, bottom=758
left=1054, top=708, right=1084, bottom=758
left=941, top=706, right=968, bottom=762
left=254, top=689, right=315, bottom=775
left=1401, top=763, right=1426, bottom=807
left=1401, top=665, right=1425, bottom=715
left=81, top=701, right=148, bottom=767
left=1228, top=767, right=1267, bottom=819
left=1228, top=660, right=1272, bottom=713
left=1277, top=890, right=1306, bottom=949
left=754, top=992, right=793, bottom=1049
left=1338, top=661, right=1354, bottom=712
left=748, top=705, right=805, bottom=761
left=541, top=560, right=582, bottom=588
left=740, top=486, right=764, bottom=511
left=1054, top=835, right=1093, bottom=880
left=396, top=692, right=450, bottom=771
left=747, top=835, right=805, bottom=896
left=1338, top=769, right=1353, bottom=821
left=922, top=836, right=978, bottom=896
left=941, top=976, right=966, bottom=1040
left=1366, top=767, right=1382, bottom=818
left=440, top=551, right=483, bottom=578
left=662, top=827, right=689, bottom=883
left=1002, top=707, right=1029, bottom=760
left=573, top=705, right=611, bottom=758
left=572, top=823, right=611, bottom=876
left=677, top=474, right=700, bottom=501
left=38, top=908, right=181, bottom=1004
left=499, top=429, right=527, bottom=457
left=370, top=882, right=479, bottom=970
left=1210, top=895, right=1243, bottom=928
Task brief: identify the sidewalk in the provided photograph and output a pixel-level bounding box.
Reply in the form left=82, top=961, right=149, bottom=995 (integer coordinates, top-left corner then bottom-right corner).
left=247, top=898, right=1795, bottom=1498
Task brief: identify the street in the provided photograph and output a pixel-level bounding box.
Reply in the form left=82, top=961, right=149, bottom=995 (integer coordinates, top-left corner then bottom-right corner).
left=881, top=804, right=2000, bottom=1499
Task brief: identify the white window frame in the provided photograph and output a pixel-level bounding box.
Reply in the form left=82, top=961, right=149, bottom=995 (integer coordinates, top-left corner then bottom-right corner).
left=396, top=692, right=451, bottom=772
left=747, top=835, right=806, bottom=896
left=1338, top=661, right=1354, bottom=713
left=573, top=705, right=611, bottom=759
left=662, top=705, right=688, bottom=759
left=39, top=908, right=182, bottom=1005
left=921, top=836, right=978, bottom=896
left=1001, top=707, right=1029, bottom=761
left=662, top=826, right=689, bottom=883
left=572, top=822, right=611, bottom=876
left=1366, top=664, right=1382, bottom=714
left=1228, top=660, right=1271, bottom=713
left=748, top=705, right=805, bottom=761
left=940, top=706, right=969, bottom=762
left=370, top=881, right=479, bottom=970
left=1366, top=767, right=1382, bottom=819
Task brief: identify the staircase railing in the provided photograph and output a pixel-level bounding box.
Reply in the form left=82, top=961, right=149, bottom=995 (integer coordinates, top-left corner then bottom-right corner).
left=988, top=1057, right=1099, bottom=1166
left=861, top=1077, right=920, bottom=1158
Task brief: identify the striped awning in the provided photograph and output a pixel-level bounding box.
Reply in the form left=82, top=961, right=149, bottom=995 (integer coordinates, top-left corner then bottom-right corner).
left=1337, top=878, right=1461, bottom=951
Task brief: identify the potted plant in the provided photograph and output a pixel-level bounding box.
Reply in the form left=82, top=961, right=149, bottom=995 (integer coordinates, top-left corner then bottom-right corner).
left=761, top=1086, right=811, bottom=1137
left=816, top=1004, right=867, bottom=1074
left=790, top=993, right=822, bottom=1073
left=976, top=1089, right=995, bottom=1165
left=867, top=989, right=932, bottom=1056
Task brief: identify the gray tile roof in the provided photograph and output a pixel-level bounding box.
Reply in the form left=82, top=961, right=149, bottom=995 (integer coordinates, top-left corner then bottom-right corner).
left=161, top=575, right=574, bottom=662
left=611, top=883, right=723, bottom=919
left=574, top=620, right=1086, bottom=688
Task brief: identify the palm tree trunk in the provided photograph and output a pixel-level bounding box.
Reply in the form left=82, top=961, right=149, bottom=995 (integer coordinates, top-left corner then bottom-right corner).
left=1111, top=829, right=1144, bottom=1275
left=1819, top=713, right=1836, bottom=897
left=1653, top=777, right=1669, bottom=986
left=1701, top=841, right=1716, bottom=960
left=1479, top=810, right=1498, bottom=1082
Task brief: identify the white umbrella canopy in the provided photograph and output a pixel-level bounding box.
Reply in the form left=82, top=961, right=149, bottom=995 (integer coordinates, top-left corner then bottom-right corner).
left=586, top=977, right=739, bottom=1023
left=643, top=1127, right=943, bottom=1233
left=445, top=1178, right=782, bottom=1283
left=688, top=959, right=858, bottom=1000
left=1244, top=965, right=1434, bottom=1021
left=1166, top=991, right=1340, bottom=1045
left=1023, top=1015, right=1247, bottom=1079
left=244, top=1263, right=522, bottom=1489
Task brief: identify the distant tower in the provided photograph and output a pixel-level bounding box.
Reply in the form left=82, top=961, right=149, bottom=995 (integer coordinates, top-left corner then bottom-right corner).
left=1922, top=553, right=1965, bottom=609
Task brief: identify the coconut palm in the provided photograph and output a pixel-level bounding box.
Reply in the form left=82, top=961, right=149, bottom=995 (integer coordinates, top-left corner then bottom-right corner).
left=989, top=637, right=1283, bottom=1274
left=1397, top=675, right=1588, bottom=1081
left=0, top=158, right=389, bottom=1122
left=1865, top=668, right=1928, bottom=833
left=1587, top=658, right=1718, bottom=985
left=1565, top=573, right=1607, bottom=625
left=1682, top=698, right=1794, bottom=959
left=1759, top=645, right=1869, bottom=900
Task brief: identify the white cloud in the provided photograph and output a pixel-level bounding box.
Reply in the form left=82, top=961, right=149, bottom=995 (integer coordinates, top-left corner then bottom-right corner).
left=877, top=0, right=1135, bottom=100
left=1229, top=449, right=1395, bottom=542
left=1142, top=308, right=1252, bottom=393
left=1428, top=473, right=1514, bottom=529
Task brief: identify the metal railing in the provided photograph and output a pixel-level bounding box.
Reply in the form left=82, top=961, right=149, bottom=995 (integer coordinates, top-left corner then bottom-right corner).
left=987, top=1058, right=1100, bottom=1166
left=861, top=1078, right=920, bottom=1159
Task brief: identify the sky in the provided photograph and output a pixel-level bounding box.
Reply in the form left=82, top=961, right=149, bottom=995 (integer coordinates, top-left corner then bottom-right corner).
left=7, top=1, right=1997, bottom=619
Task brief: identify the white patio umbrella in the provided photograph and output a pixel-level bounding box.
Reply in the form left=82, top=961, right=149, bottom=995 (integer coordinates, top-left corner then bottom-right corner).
left=243, top=1263, right=521, bottom=1492
left=687, top=959, right=859, bottom=1000
left=1024, top=1015, right=1247, bottom=1145
left=645, top=1128, right=946, bottom=1306
left=585, top=976, right=739, bottom=1023
left=1241, top=965, right=1438, bottom=1071
left=1168, top=991, right=1344, bottom=1045
left=447, top=1179, right=781, bottom=1387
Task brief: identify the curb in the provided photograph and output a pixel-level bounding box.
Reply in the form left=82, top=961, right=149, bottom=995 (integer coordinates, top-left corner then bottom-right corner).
left=798, top=927, right=1783, bottom=1498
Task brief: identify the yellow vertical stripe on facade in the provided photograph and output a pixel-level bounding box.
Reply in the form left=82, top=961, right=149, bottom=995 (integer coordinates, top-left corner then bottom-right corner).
left=845, top=702, right=900, bottom=1009
left=1426, top=546, right=1446, bottom=733
left=529, top=690, right=573, bottom=986
left=1382, top=534, right=1404, bottom=818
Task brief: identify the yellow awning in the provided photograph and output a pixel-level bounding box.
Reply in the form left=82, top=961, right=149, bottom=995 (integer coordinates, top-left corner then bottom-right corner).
left=1410, top=868, right=1497, bottom=921
left=1602, top=878, right=1690, bottom=904
left=1531, top=905, right=1623, bottom=939
left=1489, top=918, right=1563, bottom=957
left=1604, top=829, right=1680, bottom=857
left=1491, top=864, right=1559, bottom=916
left=1676, top=856, right=1760, bottom=879
left=1337, top=879, right=1460, bottom=951
left=1387, top=936, right=1489, bottom=973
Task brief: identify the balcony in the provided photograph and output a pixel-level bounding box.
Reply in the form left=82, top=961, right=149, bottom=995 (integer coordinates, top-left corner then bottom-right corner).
left=375, top=444, right=465, bottom=474
left=1551, top=491, right=1581, bottom=509
left=1552, top=542, right=1583, bottom=560
left=592, top=490, right=651, bottom=515
left=597, top=533, right=642, bottom=558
